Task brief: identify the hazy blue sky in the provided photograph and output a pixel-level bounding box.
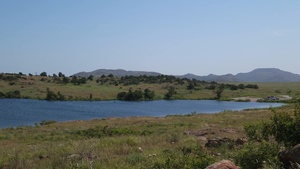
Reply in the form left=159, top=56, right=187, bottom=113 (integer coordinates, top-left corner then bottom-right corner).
left=1, top=1, right=300, bottom=76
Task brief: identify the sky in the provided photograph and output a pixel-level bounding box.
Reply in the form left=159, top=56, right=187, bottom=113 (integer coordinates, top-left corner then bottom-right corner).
left=1, top=1, right=300, bottom=76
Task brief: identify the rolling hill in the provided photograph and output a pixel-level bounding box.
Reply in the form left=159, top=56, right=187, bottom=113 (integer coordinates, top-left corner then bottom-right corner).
left=73, top=68, right=300, bottom=82
left=180, top=68, right=300, bottom=82
left=73, top=69, right=161, bottom=77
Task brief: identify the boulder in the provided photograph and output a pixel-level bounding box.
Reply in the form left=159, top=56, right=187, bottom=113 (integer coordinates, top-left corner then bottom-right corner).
left=235, top=138, right=247, bottom=145
left=197, top=136, right=208, bottom=142
left=279, top=144, right=300, bottom=168
left=205, top=137, right=232, bottom=148
left=205, top=160, right=240, bottom=169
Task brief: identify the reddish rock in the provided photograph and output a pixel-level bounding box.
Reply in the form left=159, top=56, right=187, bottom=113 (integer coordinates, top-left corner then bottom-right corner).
left=205, top=160, right=240, bottom=169
left=235, top=138, right=247, bottom=145
left=279, top=144, right=300, bottom=168
left=197, top=136, right=208, bottom=142
left=205, top=137, right=232, bottom=148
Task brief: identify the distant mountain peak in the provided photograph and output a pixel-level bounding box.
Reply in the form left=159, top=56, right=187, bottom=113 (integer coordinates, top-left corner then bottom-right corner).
left=73, top=68, right=300, bottom=82
left=179, top=68, right=300, bottom=82
left=73, top=69, right=161, bottom=77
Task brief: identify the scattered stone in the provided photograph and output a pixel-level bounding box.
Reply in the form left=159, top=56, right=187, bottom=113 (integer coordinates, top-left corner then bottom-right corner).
left=221, top=128, right=237, bottom=134
left=197, top=136, right=208, bottom=142
left=235, top=138, right=247, bottom=145
left=205, top=137, right=232, bottom=148
left=205, top=160, right=240, bottom=169
left=279, top=144, right=300, bottom=168
left=38, top=155, right=50, bottom=160
left=184, top=129, right=215, bottom=136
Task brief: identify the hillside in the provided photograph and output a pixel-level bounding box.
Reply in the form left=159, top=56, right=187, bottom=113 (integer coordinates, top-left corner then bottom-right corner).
left=74, top=68, right=300, bottom=82
left=73, top=69, right=161, bottom=77
left=180, top=68, right=300, bottom=82
left=235, top=68, right=300, bottom=82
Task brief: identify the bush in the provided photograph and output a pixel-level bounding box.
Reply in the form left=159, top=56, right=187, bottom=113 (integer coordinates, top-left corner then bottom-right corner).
left=126, top=153, right=146, bottom=165
left=46, top=88, right=65, bottom=101
left=117, top=88, right=155, bottom=101
left=245, top=84, right=259, bottom=89
left=0, top=92, right=5, bottom=98
left=5, top=90, right=21, bottom=98
left=164, top=86, right=177, bottom=100
left=235, top=141, right=279, bottom=169
left=40, top=72, right=47, bottom=76
left=147, top=146, right=214, bottom=169
left=39, top=120, right=57, bottom=126
left=72, top=126, right=152, bottom=138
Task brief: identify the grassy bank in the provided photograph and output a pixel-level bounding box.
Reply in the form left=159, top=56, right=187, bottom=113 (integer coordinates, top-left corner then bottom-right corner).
left=1, top=74, right=299, bottom=101
left=0, top=105, right=293, bottom=168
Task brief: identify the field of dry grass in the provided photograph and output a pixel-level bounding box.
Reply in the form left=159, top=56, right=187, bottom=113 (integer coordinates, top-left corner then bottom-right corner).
left=0, top=104, right=293, bottom=168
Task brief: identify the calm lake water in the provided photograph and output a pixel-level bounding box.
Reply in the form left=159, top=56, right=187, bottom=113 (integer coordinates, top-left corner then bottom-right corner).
left=0, top=99, right=284, bottom=128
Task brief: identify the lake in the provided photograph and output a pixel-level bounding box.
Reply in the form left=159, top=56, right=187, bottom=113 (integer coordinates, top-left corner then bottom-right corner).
left=0, top=99, right=284, bottom=128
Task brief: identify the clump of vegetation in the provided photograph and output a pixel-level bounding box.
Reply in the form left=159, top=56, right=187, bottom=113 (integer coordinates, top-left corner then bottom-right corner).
left=117, top=88, right=155, bottom=101
left=39, top=120, right=57, bottom=126
left=146, top=146, right=215, bottom=169
left=2, top=90, right=21, bottom=98
left=234, top=141, right=280, bottom=169
left=164, top=86, right=177, bottom=100
left=72, top=125, right=152, bottom=138
left=236, top=95, right=300, bottom=168
left=46, top=88, right=65, bottom=101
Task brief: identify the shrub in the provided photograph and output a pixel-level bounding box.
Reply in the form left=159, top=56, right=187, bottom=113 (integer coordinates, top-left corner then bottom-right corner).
left=164, top=86, right=177, bottom=100
left=5, top=90, right=21, bottom=98
left=39, top=120, right=57, bottom=126
left=0, top=92, right=5, bottom=98
left=40, top=72, right=47, bottom=76
left=148, top=146, right=214, bottom=169
left=235, top=141, right=279, bottom=169
left=126, top=153, right=146, bottom=165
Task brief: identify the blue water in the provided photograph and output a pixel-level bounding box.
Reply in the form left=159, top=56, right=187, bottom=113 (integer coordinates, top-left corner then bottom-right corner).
left=0, top=99, right=284, bottom=128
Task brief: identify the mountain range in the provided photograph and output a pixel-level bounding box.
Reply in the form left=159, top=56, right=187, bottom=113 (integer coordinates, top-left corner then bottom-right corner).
left=73, top=68, right=300, bottom=82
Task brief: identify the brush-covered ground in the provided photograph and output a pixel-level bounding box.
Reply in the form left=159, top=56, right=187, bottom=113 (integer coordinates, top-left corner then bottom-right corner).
left=0, top=73, right=299, bottom=100
left=0, top=104, right=294, bottom=169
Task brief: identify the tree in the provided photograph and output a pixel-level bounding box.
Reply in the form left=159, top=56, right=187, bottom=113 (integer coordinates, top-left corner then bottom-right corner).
left=40, top=72, right=47, bottom=76
left=58, top=72, right=64, bottom=78
left=62, top=77, right=70, bottom=84
left=164, top=86, right=177, bottom=100
left=117, top=89, right=144, bottom=101
left=144, top=88, right=155, bottom=100
left=0, top=92, right=5, bottom=98
left=46, top=88, right=58, bottom=101
left=187, top=82, right=196, bottom=90
left=238, top=84, right=245, bottom=90
left=215, top=84, right=224, bottom=99
left=46, top=88, right=65, bottom=101
left=5, top=90, right=21, bottom=98
left=88, top=75, right=94, bottom=81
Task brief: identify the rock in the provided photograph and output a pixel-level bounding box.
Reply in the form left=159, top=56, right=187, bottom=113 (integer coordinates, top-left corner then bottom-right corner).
left=197, top=136, right=208, bottom=142
left=205, top=137, right=232, bottom=148
left=184, top=129, right=215, bottom=136
left=221, top=128, right=237, bottom=134
left=205, top=160, right=240, bottom=169
left=279, top=144, right=300, bottom=168
left=235, top=138, right=247, bottom=145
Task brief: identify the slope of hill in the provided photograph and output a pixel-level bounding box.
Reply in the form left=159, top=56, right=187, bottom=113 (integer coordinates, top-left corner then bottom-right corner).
left=235, top=68, right=300, bottom=82
left=180, top=73, right=238, bottom=82
left=73, top=68, right=300, bottom=82
left=180, top=68, right=300, bottom=82
left=73, top=69, right=161, bottom=77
